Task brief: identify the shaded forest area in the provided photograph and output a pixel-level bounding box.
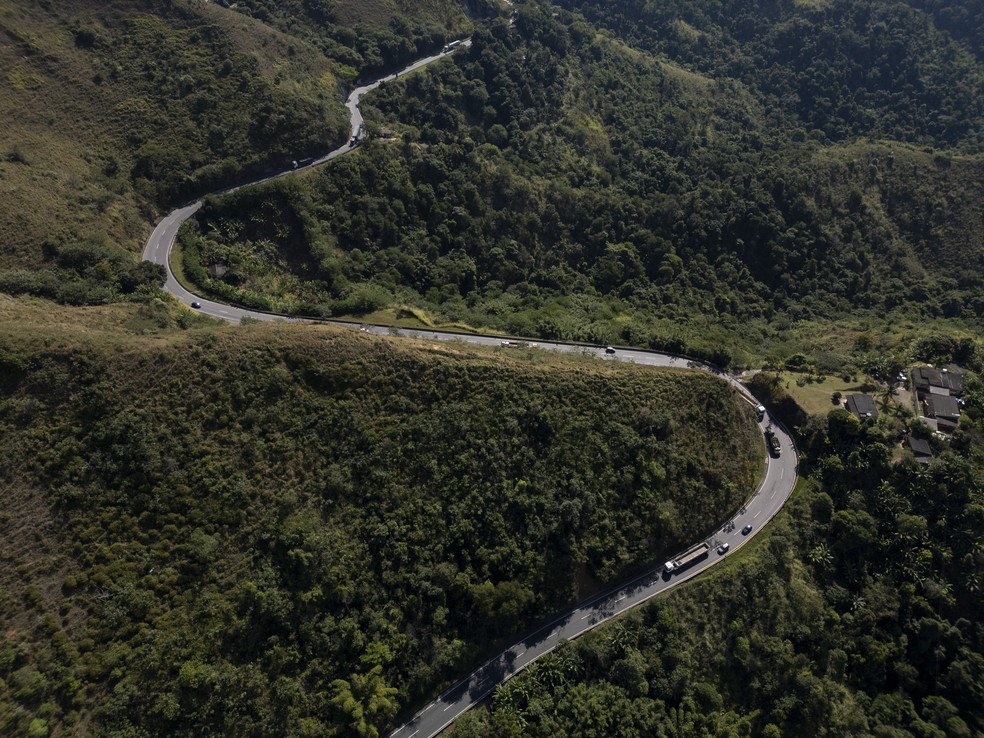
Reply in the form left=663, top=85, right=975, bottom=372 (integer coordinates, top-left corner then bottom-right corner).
left=0, top=323, right=759, bottom=736
left=558, top=0, right=984, bottom=149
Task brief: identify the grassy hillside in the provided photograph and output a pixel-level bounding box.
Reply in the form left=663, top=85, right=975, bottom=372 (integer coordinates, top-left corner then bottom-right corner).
left=224, top=0, right=474, bottom=35
left=0, top=303, right=760, bottom=736
left=0, top=0, right=475, bottom=292
left=0, top=0, right=351, bottom=267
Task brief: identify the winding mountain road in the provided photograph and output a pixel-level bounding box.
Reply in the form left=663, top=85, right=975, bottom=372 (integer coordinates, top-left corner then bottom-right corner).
left=141, top=39, right=798, bottom=738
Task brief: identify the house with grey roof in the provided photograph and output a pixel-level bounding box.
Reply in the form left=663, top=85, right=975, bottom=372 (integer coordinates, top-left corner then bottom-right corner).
left=912, top=366, right=965, bottom=397
left=906, top=436, right=933, bottom=464
left=925, top=394, right=961, bottom=433
left=846, top=393, right=878, bottom=421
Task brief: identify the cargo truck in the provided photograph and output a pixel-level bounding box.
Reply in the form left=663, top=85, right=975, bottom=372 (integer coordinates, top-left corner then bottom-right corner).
left=663, top=542, right=710, bottom=575
left=765, top=428, right=781, bottom=457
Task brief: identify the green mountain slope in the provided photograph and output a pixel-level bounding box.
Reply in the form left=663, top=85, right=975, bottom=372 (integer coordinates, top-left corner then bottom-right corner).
left=0, top=304, right=760, bottom=736
left=0, top=0, right=350, bottom=266
left=557, top=0, right=984, bottom=149
left=178, top=2, right=984, bottom=365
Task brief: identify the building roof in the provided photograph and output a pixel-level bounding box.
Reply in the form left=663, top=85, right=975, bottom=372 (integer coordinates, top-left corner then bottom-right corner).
left=912, top=366, right=964, bottom=395
left=907, top=437, right=932, bottom=458
left=946, top=372, right=964, bottom=395
left=846, top=393, right=878, bottom=421
left=912, top=366, right=941, bottom=390
left=926, top=394, right=961, bottom=420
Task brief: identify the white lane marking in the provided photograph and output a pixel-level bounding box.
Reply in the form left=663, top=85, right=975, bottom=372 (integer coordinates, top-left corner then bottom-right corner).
left=423, top=704, right=433, bottom=713
left=780, top=468, right=785, bottom=479
left=616, top=595, right=626, bottom=602
left=443, top=703, right=453, bottom=712
left=580, top=613, right=590, bottom=620
left=410, top=732, right=419, bottom=738
left=753, top=509, right=761, bottom=518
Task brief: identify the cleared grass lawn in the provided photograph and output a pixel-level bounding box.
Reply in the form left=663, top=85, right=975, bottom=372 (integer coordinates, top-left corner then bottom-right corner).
left=334, top=305, right=491, bottom=334
left=784, top=373, right=869, bottom=415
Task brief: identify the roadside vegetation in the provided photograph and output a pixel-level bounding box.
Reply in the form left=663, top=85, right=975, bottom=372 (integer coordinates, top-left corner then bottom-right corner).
left=0, top=313, right=759, bottom=736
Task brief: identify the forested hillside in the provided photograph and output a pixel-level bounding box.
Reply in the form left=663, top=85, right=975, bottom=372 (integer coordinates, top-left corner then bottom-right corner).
left=180, top=0, right=984, bottom=365
left=209, top=0, right=475, bottom=75
left=0, top=0, right=331, bottom=269
left=0, top=303, right=760, bottom=736
left=449, top=353, right=984, bottom=737
left=559, top=0, right=984, bottom=149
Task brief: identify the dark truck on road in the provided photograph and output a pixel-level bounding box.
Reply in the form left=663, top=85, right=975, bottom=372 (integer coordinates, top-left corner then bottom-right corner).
left=765, top=427, right=781, bottom=457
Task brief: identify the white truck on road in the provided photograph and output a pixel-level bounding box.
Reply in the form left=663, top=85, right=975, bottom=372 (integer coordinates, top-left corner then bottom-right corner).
left=663, top=542, right=710, bottom=574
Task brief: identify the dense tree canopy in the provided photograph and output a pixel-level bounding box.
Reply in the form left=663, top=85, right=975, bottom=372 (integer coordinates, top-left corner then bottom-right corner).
left=0, top=323, right=759, bottom=736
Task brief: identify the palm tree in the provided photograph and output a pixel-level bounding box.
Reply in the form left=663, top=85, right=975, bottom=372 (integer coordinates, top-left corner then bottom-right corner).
left=878, top=383, right=895, bottom=414
left=807, top=544, right=833, bottom=571
left=330, top=665, right=399, bottom=738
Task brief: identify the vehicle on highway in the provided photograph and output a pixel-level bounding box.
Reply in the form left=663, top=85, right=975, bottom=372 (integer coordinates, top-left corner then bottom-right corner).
left=663, top=542, right=710, bottom=574
left=742, top=524, right=753, bottom=535
left=443, top=39, right=462, bottom=53
left=717, top=542, right=730, bottom=555
left=765, top=427, right=781, bottom=457
left=190, top=301, right=201, bottom=309
left=605, top=346, right=616, bottom=354
left=501, top=340, right=536, bottom=348
left=756, top=405, right=766, bottom=421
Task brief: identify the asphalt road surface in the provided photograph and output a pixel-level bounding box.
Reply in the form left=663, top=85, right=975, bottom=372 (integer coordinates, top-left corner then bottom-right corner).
left=141, top=37, right=798, bottom=738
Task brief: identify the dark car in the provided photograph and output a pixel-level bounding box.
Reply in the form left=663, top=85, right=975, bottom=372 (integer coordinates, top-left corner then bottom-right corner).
left=717, top=542, right=730, bottom=555
left=742, top=524, right=753, bottom=535
left=605, top=346, right=616, bottom=354
left=190, top=301, right=201, bottom=309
